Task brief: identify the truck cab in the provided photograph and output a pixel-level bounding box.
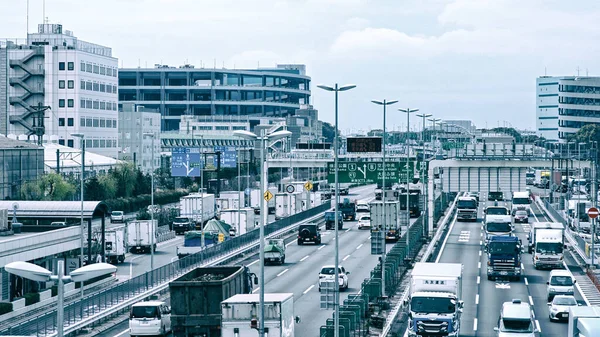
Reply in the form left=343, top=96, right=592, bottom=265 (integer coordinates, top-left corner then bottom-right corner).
left=511, top=191, right=531, bottom=215
left=528, top=222, right=565, bottom=269
left=338, top=198, right=356, bottom=221
left=324, top=211, right=343, bottom=230
left=494, top=299, right=536, bottom=336
left=485, top=217, right=513, bottom=246
left=487, top=236, right=522, bottom=281
left=456, top=197, right=478, bottom=222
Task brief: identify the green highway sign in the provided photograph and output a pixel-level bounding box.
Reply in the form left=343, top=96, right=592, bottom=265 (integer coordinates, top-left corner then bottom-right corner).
left=328, top=161, right=420, bottom=184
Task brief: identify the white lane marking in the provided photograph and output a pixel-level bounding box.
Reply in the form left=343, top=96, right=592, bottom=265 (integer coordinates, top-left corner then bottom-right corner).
left=356, top=244, right=363, bottom=250
left=535, top=320, right=541, bottom=333
left=114, top=328, right=130, bottom=337
left=300, top=255, right=309, bottom=262
left=478, top=262, right=481, bottom=269
left=524, top=277, right=529, bottom=286
left=476, top=294, right=479, bottom=304
left=529, top=296, right=534, bottom=306
left=473, top=318, right=478, bottom=331
left=277, top=269, right=289, bottom=277
left=129, top=255, right=144, bottom=278
left=253, top=287, right=260, bottom=293
left=248, top=259, right=259, bottom=267
left=436, top=213, right=458, bottom=263
left=342, top=255, right=350, bottom=261
left=496, top=282, right=511, bottom=289
left=521, top=263, right=525, bottom=270
left=368, top=235, right=372, bottom=239
left=286, top=241, right=294, bottom=247
left=318, top=245, right=325, bottom=250
left=458, top=231, right=471, bottom=242
left=345, top=228, right=351, bottom=233
left=479, top=250, right=482, bottom=257
left=479, top=240, right=483, bottom=246
left=303, top=285, right=314, bottom=294
left=477, top=276, right=480, bottom=284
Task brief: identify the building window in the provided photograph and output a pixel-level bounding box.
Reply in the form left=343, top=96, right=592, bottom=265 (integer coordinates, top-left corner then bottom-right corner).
left=67, top=62, right=74, bottom=71
left=100, top=102, right=106, bottom=110
left=86, top=139, right=92, bottom=148
left=80, top=117, right=85, bottom=127
left=100, top=119, right=106, bottom=127
left=59, top=62, right=65, bottom=70
left=113, top=120, right=117, bottom=128
left=93, top=139, right=99, bottom=147
left=112, top=69, right=117, bottom=77
left=100, top=84, right=106, bottom=92
left=58, top=139, right=65, bottom=145
left=59, top=99, right=65, bottom=108
left=81, top=80, right=85, bottom=90
left=68, top=80, right=74, bottom=89
left=86, top=118, right=92, bottom=127
left=93, top=101, right=99, bottom=109
left=113, top=86, right=117, bottom=94
left=59, top=80, right=65, bottom=89
left=86, top=100, right=92, bottom=109
left=100, top=66, right=106, bottom=75
left=67, top=118, right=74, bottom=126
left=86, top=63, right=92, bottom=72
left=93, top=65, right=99, bottom=74
left=80, top=61, right=85, bottom=71
left=86, top=81, right=92, bottom=90
left=93, top=83, right=99, bottom=91
left=68, top=99, right=74, bottom=108
left=112, top=102, right=117, bottom=110
left=67, top=139, right=74, bottom=147
left=80, top=99, right=85, bottom=108
left=100, top=139, right=106, bottom=148
left=216, top=126, right=229, bottom=131
left=58, top=118, right=65, bottom=126
left=93, top=118, right=99, bottom=127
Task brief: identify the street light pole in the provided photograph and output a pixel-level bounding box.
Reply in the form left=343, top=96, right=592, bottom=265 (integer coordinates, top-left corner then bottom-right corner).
left=371, top=99, right=398, bottom=296
left=399, top=108, right=419, bottom=261
left=318, top=83, right=356, bottom=337
left=417, top=113, right=432, bottom=238
left=71, top=133, right=85, bottom=298
left=143, top=133, right=156, bottom=270
left=238, top=148, right=242, bottom=235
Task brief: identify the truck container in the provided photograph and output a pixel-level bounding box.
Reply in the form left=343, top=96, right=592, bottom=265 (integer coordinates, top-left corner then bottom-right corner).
left=169, top=266, right=255, bottom=337
left=406, top=262, right=464, bottom=337
left=220, top=191, right=245, bottom=208
left=126, top=220, right=157, bottom=253
left=370, top=201, right=400, bottom=241
left=249, top=189, right=261, bottom=211
left=219, top=208, right=257, bottom=236
left=338, top=198, right=356, bottom=221
left=221, top=293, right=295, bottom=337
left=399, top=192, right=421, bottom=218
left=568, top=306, right=600, bottom=337
left=289, top=192, right=304, bottom=213
left=528, top=222, right=565, bottom=269
left=511, top=191, right=532, bottom=215
left=486, top=235, right=523, bottom=281
left=180, top=193, right=216, bottom=227
left=105, top=229, right=125, bottom=264
left=268, top=186, right=278, bottom=214
left=456, top=196, right=478, bottom=222
left=264, top=239, right=286, bottom=265
left=275, top=193, right=291, bottom=220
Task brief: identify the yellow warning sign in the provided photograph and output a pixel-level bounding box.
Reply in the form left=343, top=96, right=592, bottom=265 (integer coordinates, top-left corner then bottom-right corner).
left=304, top=181, right=313, bottom=191
left=218, top=233, right=225, bottom=243
left=264, top=190, right=274, bottom=201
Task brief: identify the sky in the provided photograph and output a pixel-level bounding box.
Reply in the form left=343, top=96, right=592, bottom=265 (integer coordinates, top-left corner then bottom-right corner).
left=2, top=0, right=600, bottom=134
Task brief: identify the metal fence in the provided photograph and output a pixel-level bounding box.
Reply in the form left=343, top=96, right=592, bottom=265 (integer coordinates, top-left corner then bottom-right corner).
left=318, top=193, right=452, bottom=337
left=1, top=202, right=331, bottom=336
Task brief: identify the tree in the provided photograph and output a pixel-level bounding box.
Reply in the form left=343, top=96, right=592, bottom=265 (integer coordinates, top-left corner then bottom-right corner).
left=490, top=127, right=522, bottom=142
left=322, top=122, right=339, bottom=144
left=84, top=176, right=103, bottom=200
left=20, top=173, right=76, bottom=201
left=110, top=163, right=136, bottom=198
left=98, top=174, right=118, bottom=200
left=573, top=124, right=600, bottom=144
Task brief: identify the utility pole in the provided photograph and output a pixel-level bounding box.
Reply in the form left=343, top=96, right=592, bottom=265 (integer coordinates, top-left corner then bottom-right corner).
left=417, top=113, right=432, bottom=238
left=31, top=102, right=51, bottom=146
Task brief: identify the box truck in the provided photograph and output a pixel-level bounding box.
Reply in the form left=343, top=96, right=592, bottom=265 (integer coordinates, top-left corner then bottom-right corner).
left=568, top=306, right=600, bottom=337
left=219, top=208, right=257, bottom=236
left=370, top=201, right=400, bottom=241
left=105, top=229, right=126, bottom=264
left=221, top=293, right=295, bottom=337
left=179, top=193, right=216, bottom=228
left=528, top=222, right=565, bottom=269
left=127, top=220, right=157, bottom=253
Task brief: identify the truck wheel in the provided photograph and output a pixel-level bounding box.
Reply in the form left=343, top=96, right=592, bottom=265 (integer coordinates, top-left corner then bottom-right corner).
left=298, top=240, right=303, bottom=245
left=487, top=275, right=492, bottom=281
left=281, top=257, right=285, bottom=264
left=119, top=255, right=125, bottom=263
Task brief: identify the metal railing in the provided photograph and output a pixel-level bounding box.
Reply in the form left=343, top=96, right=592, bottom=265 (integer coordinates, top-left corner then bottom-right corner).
left=318, top=193, right=453, bottom=337
left=1, top=202, right=331, bottom=336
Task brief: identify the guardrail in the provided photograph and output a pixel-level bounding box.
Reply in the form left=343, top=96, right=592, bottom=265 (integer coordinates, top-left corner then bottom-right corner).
left=318, top=193, right=456, bottom=337
left=1, top=202, right=332, bottom=337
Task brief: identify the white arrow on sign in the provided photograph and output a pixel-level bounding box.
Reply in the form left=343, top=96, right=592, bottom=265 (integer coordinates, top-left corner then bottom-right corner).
left=357, top=164, right=367, bottom=179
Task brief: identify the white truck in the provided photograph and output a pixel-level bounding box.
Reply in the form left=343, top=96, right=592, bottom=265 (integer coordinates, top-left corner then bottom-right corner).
left=275, top=193, right=302, bottom=220
left=221, top=293, right=296, bottom=337
left=105, top=229, right=125, bottom=264
left=406, top=262, right=464, bottom=337
left=370, top=201, right=401, bottom=241
left=568, top=306, right=600, bottom=337
left=219, top=208, right=257, bottom=236
left=180, top=193, right=215, bottom=227
left=216, top=192, right=245, bottom=212
left=567, top=200, right=592, bottom=235
left=127, top=220, right=157, bottom=254
left=249, top=188, right=261, bottom=210
left=528, top=222, right=565, bottom=269
left=456, top=196, right=478, bottom=222
left=511, top=191, right=531, bottom=215
left=484, top=208, right=513, bottom=246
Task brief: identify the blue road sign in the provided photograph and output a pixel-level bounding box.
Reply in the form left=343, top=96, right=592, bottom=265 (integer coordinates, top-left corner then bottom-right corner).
left=171, top=147, right=202, bottom=177
left=214, top=146, right=238, bottom=168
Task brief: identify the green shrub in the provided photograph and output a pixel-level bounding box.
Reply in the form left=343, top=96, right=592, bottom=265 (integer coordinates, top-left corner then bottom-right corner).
left=23, top=292, right=40, bottom=306
left=0, top=302, right=12, bottom=315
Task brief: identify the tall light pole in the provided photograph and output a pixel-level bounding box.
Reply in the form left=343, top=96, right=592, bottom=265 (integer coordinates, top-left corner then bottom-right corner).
left=234, top=129, right=291, bottom=337
left=143, top=133, right=156, bottom=270
left=416, top=113, right=432, bottom=238
left=428, top=118, right=441, bottom=158
left=71, top=133, right=85, bottom=298
left=317, top=83, right=356, bottom=337
left=399, top=108, right=419, bottom=261
left=238, top=148, right=242, bottom=235
left=371, top=99, right=398, bottom=296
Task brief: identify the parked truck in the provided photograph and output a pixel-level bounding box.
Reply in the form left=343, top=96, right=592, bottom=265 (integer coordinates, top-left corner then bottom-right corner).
left=406, top=262, right=464, bottom=337
left=221, top=293, right=295, bottom=337
left=486, top=235, right=523, bottom=281
left=264, top=239, right=286, bottom=265
left=127, top=220, right=157, bottom=253
left=105, top=229, right=126, bottom=264
left=370, top=201, right=401, bottom=242
left=528, top=222, right=565, bottom=269
left=456, top=196, right=478, bottom=222
left=180, top=193, right=216, bottom=228
left=324, top=211, right=343, bottom=230
left=568, top=306, right=600, bottom=337
left=169, top=266, right=256, bottom=337
left=338, top=198, right=357, bottom=221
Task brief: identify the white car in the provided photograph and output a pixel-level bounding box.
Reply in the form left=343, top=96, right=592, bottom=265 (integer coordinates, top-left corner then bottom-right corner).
left=548, top=295, right=578, bottom=321
left=356, top=203, right=370, bottom=213
left=318, top=265, right=349, bottom=291
left=129, top=301, right=172, bottom=336
left=110, top=211, right=124, bottom=223
left=357, top=215, right=371, bottom=230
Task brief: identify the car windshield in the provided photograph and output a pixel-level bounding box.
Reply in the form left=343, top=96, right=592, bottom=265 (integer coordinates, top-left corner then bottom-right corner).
left=320, top=267, right=342, bottom=275
left=488, top=242, right=518, bottom=254
left=515, top=211, right=528, bottom=217
left=174, top=217, right=188, bottom=222
left=551, top=276, right=574, bottom=286
left=360, top=216, right=370, bottom=221
left=490, top=192, right=503, bottom=199
left=526, top=173, right=535, bottom=178
left=112, top=211, right=123, bottom=216
left=536, top=242, right=563, bottom=254
left=131, top=306, right=159, bottom=319
left=457, top=200, right=477, bottom=208
left=553, top=296, right=577, bottom=305
left=500, top=319, right=533, bottom=333
left=513, top=197, right=530, bottom=205
left=487, top=208, right=508, bottom=215
left=410, top=297, right=456, bottom=314
left=487, top=222, right=511, bottom=233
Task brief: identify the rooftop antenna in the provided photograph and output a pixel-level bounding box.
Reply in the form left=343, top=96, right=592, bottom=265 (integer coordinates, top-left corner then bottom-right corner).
left=544, top=66, right=547, bottom=76
left=577, top=66, right=581, bottom=76
left=26, top=0, right=29, bottom=35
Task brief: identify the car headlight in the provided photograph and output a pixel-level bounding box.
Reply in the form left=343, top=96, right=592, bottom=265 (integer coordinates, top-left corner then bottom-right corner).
left=551, top=306, right=558, bottom=312
left=549, top=287, right=556, bottom=292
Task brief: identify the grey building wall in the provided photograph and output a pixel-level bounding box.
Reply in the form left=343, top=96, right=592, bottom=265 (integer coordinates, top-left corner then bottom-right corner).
left=118, top=103, right=161, bottom=173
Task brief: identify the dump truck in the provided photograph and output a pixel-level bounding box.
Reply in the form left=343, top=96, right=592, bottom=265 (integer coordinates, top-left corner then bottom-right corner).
left=338, top=198, right=356, bottom=221
left=264, top=239, right=286, bottom=265
left=169, top=266, right=256, bottom=337
left=176, top=220, right=232, bottom=259
left=221, top=293, right=295, bottom=337
left=324, top=211, right=343, bottom=230
left=406, top=262, right=464, bottom=337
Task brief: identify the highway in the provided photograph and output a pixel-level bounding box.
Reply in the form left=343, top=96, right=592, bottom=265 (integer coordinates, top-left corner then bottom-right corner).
left=95, top=184, right=386, bottom=337
left=437, top=195, right=585, bottom=337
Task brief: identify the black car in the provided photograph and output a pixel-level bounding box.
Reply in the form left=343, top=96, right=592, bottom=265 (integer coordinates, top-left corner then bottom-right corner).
left=172, top=217, right=194, bottom=235
left=488, top=191, right=504, bottom=201
left=297, top=223, right=321, bottom=245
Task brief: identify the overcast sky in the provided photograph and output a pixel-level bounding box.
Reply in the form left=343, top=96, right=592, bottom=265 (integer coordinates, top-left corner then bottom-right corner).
left=3, top=0, right=600, bottom=134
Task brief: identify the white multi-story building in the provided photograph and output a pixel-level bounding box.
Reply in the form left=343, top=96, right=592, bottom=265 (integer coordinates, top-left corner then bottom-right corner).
left=536, top=76, right=561, bottom=141
left=118, top=103, right=161, bottom=173
left=0, top=24, right=118, bottom=157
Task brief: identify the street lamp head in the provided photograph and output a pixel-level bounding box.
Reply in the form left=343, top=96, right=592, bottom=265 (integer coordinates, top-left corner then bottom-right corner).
left=5, top=261, right=52, bottom=282
left=70, top=263, right=117, bottom=283
left=371, top=100, right=398, bottom=106
left=267, top=130, right=292, bottom=142
left=317, top=84, right=335, bottom=91
left=71, top=133, right=84, bottom=139
left=233, top=130, right=258, bottom=140
left=318, top=84, right=356, bottom=92
left=416, top=113, right=432, bottom=118
left=399, top=108, right=419, bottom=113
left=338, top=84, right=357, bottom=92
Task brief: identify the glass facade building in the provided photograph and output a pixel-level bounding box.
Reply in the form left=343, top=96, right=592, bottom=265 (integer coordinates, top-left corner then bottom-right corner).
left=0, top=137, right=44, bottom=199
left=557, top=77, right=600, bottom=141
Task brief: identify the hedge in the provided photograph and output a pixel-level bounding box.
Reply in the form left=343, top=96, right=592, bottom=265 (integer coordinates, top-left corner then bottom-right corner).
left=0, top=302, right=12, bottom=315
left=24, top=292, right=40, bottom=306
left=104, top=189, right=188, bottom=213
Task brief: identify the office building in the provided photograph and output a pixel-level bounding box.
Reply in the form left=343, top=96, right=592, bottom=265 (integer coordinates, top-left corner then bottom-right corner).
left=0, top=24, right=118, bottom=157
left=118, top=103, right=161, bottom=173
left=118, top=64, right=311, bottom=131
left=558, top=76, right=600, bottom=141
left=536, top=76, right=561, bottom=141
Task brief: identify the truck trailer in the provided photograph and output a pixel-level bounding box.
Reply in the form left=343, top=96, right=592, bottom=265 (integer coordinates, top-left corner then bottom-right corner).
left=180, top=193, right=216, bottom=227
left=105, top=229, right=125, bottom=264
left=568, top=306, right=600, bottom=337
left=126, top=220, right=157, bottom=254
left=370, top=201, right=401, bottom=241
left=221, top=293, right=295, bottom=337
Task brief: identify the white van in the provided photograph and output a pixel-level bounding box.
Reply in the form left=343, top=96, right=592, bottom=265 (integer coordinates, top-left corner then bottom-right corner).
left=129, top=301, right=171, bottom=336
left=546, top=269, right=575, bottom=302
